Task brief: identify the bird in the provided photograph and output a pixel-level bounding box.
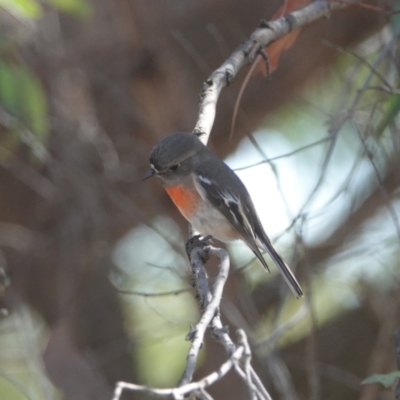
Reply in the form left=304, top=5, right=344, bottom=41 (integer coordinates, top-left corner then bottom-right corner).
left=143, top=132, right=303, bottom=298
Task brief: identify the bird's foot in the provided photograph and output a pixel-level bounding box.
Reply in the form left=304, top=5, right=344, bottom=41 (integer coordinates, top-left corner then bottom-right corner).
left=185, top=234, right=213, bottom=258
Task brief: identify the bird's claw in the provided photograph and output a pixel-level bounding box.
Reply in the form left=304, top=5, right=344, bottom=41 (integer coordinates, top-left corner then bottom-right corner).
left=185, top=234, right=213, bottom=257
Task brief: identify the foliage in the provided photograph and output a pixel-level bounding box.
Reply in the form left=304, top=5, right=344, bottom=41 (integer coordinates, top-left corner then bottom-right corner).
left=47, top=0, right=90, bottom=17
left=0, top=0, right=90, bottom=19
left=0, top=0, right=90, bottom=160
left=362, top=371, right=400, bottom=388
left=0, top=0, right=41, bottom=19
left=0, top=62, right=48, bottom=139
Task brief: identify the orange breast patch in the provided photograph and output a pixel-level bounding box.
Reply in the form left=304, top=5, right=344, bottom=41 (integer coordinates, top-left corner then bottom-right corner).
left=165, top=185, right=199, bottom=220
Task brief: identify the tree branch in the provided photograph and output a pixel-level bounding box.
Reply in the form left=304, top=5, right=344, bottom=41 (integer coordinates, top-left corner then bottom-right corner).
left=113, top=345, right=244, bottom=400
left=179, top=245, right=230, bottom=386
left=193, top=0, right=352, bottom=144
left=113, top=244, right=272, bottom=400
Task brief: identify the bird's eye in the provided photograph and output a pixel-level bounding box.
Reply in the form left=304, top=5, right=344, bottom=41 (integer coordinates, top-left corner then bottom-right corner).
left=169, top=164, right=180, bottom=171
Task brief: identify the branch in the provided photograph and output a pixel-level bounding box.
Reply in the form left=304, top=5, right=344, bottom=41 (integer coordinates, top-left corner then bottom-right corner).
left=179, top=245, right=230, bottom=386
left=179, top=245, right=272, bottom=400
left=113, top=244, right=272, bottom=400
left=109, top=279, right=192, bottom=298
left=210, top=309, right=272, bottom=400
left=113, top=345, right=244, bottom=400
left=193, top=0, right=352, bottom=144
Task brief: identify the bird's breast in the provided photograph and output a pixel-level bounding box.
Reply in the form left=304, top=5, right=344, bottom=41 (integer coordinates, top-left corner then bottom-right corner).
left=165, top=185, right=199, bottom=221
left=165, top=185, right=240, bottom=242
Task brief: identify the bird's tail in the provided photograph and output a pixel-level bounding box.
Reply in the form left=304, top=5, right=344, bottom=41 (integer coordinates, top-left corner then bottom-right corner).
left=259, top=239, right=303, bottom=298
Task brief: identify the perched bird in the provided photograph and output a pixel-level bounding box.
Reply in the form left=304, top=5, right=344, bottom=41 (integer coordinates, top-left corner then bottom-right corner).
left=143, top=132, right=303, bottom=298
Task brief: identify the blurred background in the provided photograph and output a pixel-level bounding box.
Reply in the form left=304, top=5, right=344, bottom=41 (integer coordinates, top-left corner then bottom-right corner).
left=0, top=0, right=399, bottom=399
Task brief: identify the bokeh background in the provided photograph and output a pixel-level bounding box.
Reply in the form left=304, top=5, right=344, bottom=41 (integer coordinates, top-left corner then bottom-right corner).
left=0, top=1, right=399, bottom=399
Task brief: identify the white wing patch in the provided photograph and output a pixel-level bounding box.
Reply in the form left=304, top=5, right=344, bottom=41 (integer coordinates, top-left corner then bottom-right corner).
left=221, top=190, right=238, bottom=204
left=193, top=175, right=208, bottom=201
left=197, top=175, right=212, bottom=185
left=195, top=172, right=256, bottom=241
left=239, top=202, right=256, bottom=240
left=221, top=191, right=255, bottom=240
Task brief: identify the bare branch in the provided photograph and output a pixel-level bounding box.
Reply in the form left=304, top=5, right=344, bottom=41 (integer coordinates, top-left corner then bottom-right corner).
left=233, top=137, right=333, bottom=171
left=193, top=0, right=352, bottom=144
left=236, top=329, right=258, bottom=400
left=179, top=245, right=230, bottom=386
left=188, top=248, right=269, bottom=398
left=210, top=312, right=273, bottom=400
left=110, top=279, right=192, bottom=298
left=113, top=243, right=272, bottom=400
left=353, top=122, right=400, bottom=242
left=113, top=346, right=244, bottom=400
left=320, top=39, right=393, bottom=90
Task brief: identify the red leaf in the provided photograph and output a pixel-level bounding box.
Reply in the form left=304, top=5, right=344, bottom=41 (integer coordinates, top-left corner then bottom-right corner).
left=266, top=29, right=302, bottom=73
left=230, top=0, right=312, bottom=139
left=259, top=0, right=312, bottom=75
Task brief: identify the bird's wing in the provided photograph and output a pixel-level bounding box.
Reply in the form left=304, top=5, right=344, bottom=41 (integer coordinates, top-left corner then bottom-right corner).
left=195, top=168, right=303, bottom=298
left=194, top=172, right=271, bottom=271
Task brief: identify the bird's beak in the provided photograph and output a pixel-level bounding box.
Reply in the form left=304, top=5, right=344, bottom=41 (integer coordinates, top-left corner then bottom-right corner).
left=142, top=169, right=155, bottom=181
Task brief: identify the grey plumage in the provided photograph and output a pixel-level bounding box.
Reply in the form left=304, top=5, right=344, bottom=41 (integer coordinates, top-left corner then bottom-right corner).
left=148, top=133, right=303, bottom=298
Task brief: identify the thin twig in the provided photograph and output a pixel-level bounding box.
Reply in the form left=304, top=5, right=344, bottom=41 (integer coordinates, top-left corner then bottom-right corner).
left=353, top=122, right=400, bottom=242
left=255, top=300, right=310, bottom=349
left=229, top=54, right=262, bottom=141
left=210, top=313, right=273, bottom=400
left=282, top=29, right=399, bottom=236
left=395, top=328, right=400, bottom=400
left=233, top=137, right=333, bottom=171
left=110, top=279, right=192, bottom=298
left=320, top=39, right=393, bottom=90
left=113, top=346, right=244, bottom=400
left=237, top=329, right=258, bottom=400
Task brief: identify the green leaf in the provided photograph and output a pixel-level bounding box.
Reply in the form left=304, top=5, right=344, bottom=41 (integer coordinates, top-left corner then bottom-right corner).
left=0, top=62, right=49, bottom=146
left=362, top=371, right=400, bottom=388
left=0, top=62, right=20, bottom=115
left=376, top=94, right=400, bottom=136
left=47, top=0, right=90, bottom=17
left=0, top=0, right=42, bottom=18
left=18, top=68, right=49, bottom=142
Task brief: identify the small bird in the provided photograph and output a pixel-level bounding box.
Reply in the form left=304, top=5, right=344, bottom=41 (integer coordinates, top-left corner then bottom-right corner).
left=143, top=132, right=303, bottom=298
